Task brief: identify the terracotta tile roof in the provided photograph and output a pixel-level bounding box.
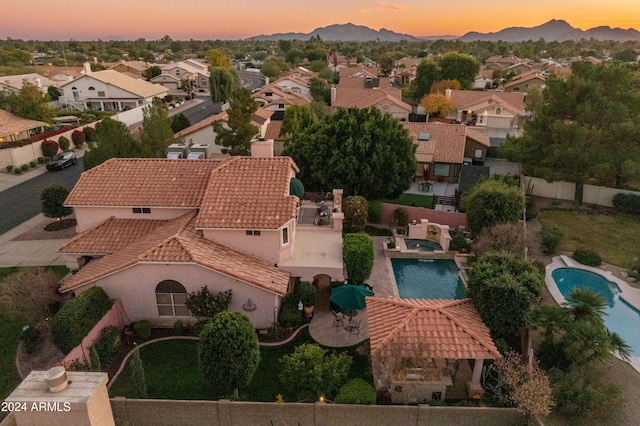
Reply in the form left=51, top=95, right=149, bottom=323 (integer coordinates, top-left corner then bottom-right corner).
left=503, top=73, right=546, bottom=89
left=0, top=109, right=48, bottom=138
left=366, top=297, right=501, bottom=360
left=196, top=156, right=299, bottom=229
left=449, top=90, right=524, bottom=114
left=65, top=158, right=224, bottom=207
left=265, top=122, right=286, bottom=141
left=333, top=87, right=410, bottom=111
left=59, top=213, right=290, bottom=295
left=403, top=122, right=468, bottom=163
left=176, top=107, right=271, bottom=138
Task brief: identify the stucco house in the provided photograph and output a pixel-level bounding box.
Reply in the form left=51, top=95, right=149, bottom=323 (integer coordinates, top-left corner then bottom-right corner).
left=151, top=60, right=210, bottom=92
left=332, top=76, right=411, bottom=121
left=503, top=71, right=546, bottom=93
left=108, top=61, right=151, bottom=79
left=0, top=109, right=48, bottom=143
left=59, top=155, right=344, bottom=328
left=403, top=122, right=490, bottom=184
left=366, top=297, right=501, bottom=403
left=58, top=65, right=168, bottom=112
left=0, top=73, right=57, bottom=94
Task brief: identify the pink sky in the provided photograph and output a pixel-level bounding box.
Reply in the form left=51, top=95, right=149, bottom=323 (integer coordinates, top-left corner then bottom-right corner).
left=1, top=0, right=639, bottom=40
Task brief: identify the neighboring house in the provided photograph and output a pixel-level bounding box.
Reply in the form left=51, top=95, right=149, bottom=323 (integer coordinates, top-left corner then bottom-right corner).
left=473, top=69, right=495, bottom=89
left=366, top=297, right=501, bottom=403
left=444, top=89, right=525, bottom=139
left=174, top=107, right=273, bottom=155
left=484, top=56, right=519, bottom=69
left=391, top=57, right=421, bottom=86
left=152, top=60, right=210, bottom=92
left=253, top=86, right=310, bottom=118
left=503, top=71, right=546, bottom=93
left=0, top=73, right=56, bottom=94
left=264, top=121, right=286, bottom=156
left=40, top=66, right=84, bottom=84
left=59, top=156, right=344, bottom=328
left=58, top=65, right=168, bottom=112
left=108, top=61, right=151, bottom=79
left=403, top=122, right=490, bottom=183
left=0, top=109, right=48, bottom=143
left=269, top=67, right=317, bottom=99
left=332, top=76, right=411, bottom=121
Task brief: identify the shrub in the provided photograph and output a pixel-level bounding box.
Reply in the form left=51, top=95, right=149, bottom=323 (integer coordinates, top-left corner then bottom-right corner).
left=20, top=326, right=40, bottom=355
left=173, top=320, right=184, bottom=336
left=279, top=292, right=303, bottom=328
left=41, top=139, right=59, bottom=158
left=51, top=286, right=113, bottom=354
left=41, top=184, right=73, bottom=219
left=79, top=114, right=97, bottom=125
left=71, top=129, right=86, bottom=146
left=465, top=179, right=525, bottom=235
left=20, top=164, right=28, bottom=171
left=193, top=320, right=208, bottom=337
left=572, top=248, right=601, bottom=266
left=37, top=157, right=46, bottom=164
left=540, top=226, right=563, bottom=255
left=92, top=326, right=122, bottom=365
left=473, top=223, right=540, bottom=258
left=334, top=378, right=376, bottom=404
left=298, top=282, right=316, bottom=307
left=14, top=168, right=21, bottom=174
left=29, top=161, right=36, bottom=168
left=185, top=287, right=233, bottom=321
left=343, top=233, right=374, bottom=284
left=367, top=201, right=383, bottom=224
left=90, top=345, right=102, bottom=372
left=393, top=207, right=409, bottom=227
left=133, top=320, right=151, bottom=341
left=612, top=193, right=640, bottom=216
left=83, top=126, right=97, bottom=142
left=58, top=136, right=71, bottom=151
left=130, top=349, right=148, bottom=398
left=343, top=196, right=368, bottom=233
left=449, top=233, right=471, bottom=253
left=6, top=165, right=13, bottom=172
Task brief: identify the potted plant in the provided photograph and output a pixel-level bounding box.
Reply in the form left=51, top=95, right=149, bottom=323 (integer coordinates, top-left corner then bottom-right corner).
left=299, top=282, right=317, bottom=318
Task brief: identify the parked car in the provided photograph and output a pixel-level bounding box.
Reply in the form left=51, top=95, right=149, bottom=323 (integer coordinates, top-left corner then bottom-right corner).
left=46, top=152, right=77, bottom=171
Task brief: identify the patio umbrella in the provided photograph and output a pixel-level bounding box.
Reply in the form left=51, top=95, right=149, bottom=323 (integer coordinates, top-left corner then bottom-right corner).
left=330, top=285, right=374, bottom=311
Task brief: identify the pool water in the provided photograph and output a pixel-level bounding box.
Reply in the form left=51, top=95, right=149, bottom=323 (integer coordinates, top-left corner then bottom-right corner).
left=552, top=267, right=640, bottom=356
left=391, top=258, right=465, bottom=299
left=404, top=239, right=443, bottom=251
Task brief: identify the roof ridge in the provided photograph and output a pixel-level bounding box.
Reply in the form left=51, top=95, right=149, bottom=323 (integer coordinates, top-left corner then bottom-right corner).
left=437, top=300, right=502, bottom=358
left=374, top=305, right=419, bottom=355
left=58, top=216, right=117, bottom=252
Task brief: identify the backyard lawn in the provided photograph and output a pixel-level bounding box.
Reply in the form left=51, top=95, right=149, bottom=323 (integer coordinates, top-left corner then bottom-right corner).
left=382, top=193, right=434, bottom=209
left=110, top=327, right=371, bottom=402
left=538, top=211, right=640, bottom=268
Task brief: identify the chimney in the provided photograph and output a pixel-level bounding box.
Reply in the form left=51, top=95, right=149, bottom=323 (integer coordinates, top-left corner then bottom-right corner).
left=445, top=88, right=452, bottom=99
left=250, top=138, right=274, bottom=158
left=83, top=62, right=92, bottom=75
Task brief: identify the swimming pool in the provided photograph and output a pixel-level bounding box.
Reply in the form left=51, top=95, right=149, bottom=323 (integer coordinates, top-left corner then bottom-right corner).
left=404, top=239, right=443, bottom=251
left=552, top=267, right=640, bottom=356
left=391, top=258, right=465, bottom=299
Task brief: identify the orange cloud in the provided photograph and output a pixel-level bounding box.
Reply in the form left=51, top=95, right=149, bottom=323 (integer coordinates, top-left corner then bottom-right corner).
left=376, top=2, right=406, bottom=11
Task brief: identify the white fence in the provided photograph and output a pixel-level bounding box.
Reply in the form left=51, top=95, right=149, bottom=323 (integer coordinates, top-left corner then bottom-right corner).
left=523, top=175, right=640, bottom=207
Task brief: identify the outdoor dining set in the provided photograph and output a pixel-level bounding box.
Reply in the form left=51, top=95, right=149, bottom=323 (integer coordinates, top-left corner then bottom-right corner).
left=329, top=284, right=374, bottom=337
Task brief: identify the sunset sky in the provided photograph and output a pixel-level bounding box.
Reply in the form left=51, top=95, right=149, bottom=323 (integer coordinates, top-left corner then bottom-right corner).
left=2, top=0, right=639, bottom=40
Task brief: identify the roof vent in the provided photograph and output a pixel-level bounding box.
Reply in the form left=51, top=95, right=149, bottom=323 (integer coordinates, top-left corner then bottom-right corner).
left=418, top=132, right=430, bottom=141
left=44, top=366, right=68, bottom=393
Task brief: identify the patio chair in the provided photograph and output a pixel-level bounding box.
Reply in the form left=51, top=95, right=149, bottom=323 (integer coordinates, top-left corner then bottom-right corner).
left=348, top=319, right=361, bottom=338
left=331, top=309, right=344, bottom=331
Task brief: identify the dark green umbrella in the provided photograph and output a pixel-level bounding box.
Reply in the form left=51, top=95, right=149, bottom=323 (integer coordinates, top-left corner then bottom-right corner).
left=330, top=285, right=374, bottom=310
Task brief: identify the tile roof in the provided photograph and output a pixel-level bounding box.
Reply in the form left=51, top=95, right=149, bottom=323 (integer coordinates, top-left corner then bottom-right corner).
left=0, top=73, right=57, bottom=91
left=366, top=297, right=501, bottom=360
left=196, top=156, right=299, bottom=229
left=175, top=107, right=271, bottom=138
left=64, top=70, right=167, bottom=98
left=65, top=158, right=224, bottom=207
left=265, top=122, right=286, bottom=141
left=0, top=109, right=48, bottom=138
left=59, top=213, right=290, bottom=295
left=333, top=87, right=410, bottom=111
left=449, top=90, right=524, bottom=114
left=403, top=122, right=489, bottom=164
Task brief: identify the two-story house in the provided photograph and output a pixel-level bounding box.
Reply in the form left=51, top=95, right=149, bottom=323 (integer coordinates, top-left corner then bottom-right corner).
left=151, top=60, right=210, bottom=92
left=332, top=75, right=411, bottom=121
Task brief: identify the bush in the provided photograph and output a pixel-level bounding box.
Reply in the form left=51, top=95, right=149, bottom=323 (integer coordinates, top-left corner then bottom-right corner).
left=393, top=207, right=409, bottom=227
left=368, top=201, right=383, bottom=224
left=29, top=161, right=36, bottom=168
left=83, top=126, right=97, bottom=142
left=92, top=326, right=122, bottom=365
left=41, top=139, right=59, bottom=158
left=193, top=320, right=208, bottom=337
left=14, top=168, right=21, bottom=174
left=20, top=326, right=40, bottom=355
left=279, top=292, right=303, bottom=328
left=343, top=233, right=374, bottom=284
left=449, top=233, right=471, bottom=253
left=334, top=378, right=376, bottom=404
left=58, top=136, right=71, bottom=151
left=173, top=320, right=184, bottom=336
left=465, top=179, right=525, bottom=235
left=51, top=286, right=113, bottom=354
left=71, top=129, right=86, bottom=146
left=6, top=165, right=13, bottom=172
left=79, top=114, right=97, bottom=125
left=343, top=196, right=368, bottom=233
left=37, top=157, right=46, bottom=164
left=90, top=345, right=102, bottom=372
left=572, top=248, right=601, bottom=266
left=20, top=164, right=28, bottom=171
left=540, top=226, right=563, bottom=255
left=612, top=193, right=640, bottom=216
left=133, top=320, right=151, bottom=341
left=298, top=282, right=316, bottom=307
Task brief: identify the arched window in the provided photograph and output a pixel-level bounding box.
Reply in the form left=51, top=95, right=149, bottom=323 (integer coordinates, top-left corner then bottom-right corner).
left=155, top=280, right=189, bottom=316
left=88, top=86, right=95, bottom=90
left=495, top=107, right=502, bottom=115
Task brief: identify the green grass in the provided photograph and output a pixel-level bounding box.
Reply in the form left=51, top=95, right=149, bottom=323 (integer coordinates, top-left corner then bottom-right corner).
left=365, top=225, right=393, bottom=237
left=110, top=327, right=372, bottom=402
left=538, top=211, right=640, bottom=267
left=382, top=193, right=434, bottom=209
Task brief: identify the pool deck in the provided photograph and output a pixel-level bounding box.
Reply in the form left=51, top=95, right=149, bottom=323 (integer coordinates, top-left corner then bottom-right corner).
left=546, top=255, right=640, bottom=373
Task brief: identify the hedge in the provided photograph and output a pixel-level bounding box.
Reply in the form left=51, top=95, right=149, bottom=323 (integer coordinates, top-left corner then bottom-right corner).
left=133, top=320, right=151, bottom=341
left=572, top=248, right=602, bottom=267
left=343, top=233, right=374, bottom=284
left=612, top=193, right=640, bottom=216
left=72, top=129, right=86, bottom=146
left=92, top=326, right=122, bottom=365
left=334, top=378, right=376, bottom=404
left=51, top=287, right=113, bottom=354
left=367, top=200, right=383, bottom=224
left=343, top=196, right=368, bottom=233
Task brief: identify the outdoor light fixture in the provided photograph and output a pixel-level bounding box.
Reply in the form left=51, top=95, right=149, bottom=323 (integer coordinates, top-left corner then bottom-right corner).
left=298, top=300, right=303, bottom=311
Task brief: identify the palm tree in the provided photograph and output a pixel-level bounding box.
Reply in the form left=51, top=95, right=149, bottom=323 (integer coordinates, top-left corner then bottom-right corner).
left=564, top=288, right=608, bottom=323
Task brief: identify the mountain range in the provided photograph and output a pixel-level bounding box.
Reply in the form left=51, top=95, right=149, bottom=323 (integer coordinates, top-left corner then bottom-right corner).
left=249, top=20, right=640, bottom=42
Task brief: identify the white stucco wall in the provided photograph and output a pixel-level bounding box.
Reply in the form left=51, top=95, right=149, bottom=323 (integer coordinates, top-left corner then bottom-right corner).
left=73, top=206, right=198, bottom=232
left=74, top=263, right=281, bottom=328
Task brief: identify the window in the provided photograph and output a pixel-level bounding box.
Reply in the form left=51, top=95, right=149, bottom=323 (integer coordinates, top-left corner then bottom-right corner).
left=282, top=226, right=289, bottom=246
left=495, top=107, right=502, bottom=115
left=155, top=280, right=189, bottom=316
left=278, top=104, right=285, bottom=109
left=433, top=163, right=450, bottom=177
left=478, top=115, right=484, bottom=124
left=474, top=149, right=483, bottom=159
left=98, top=91, right=105, bottom=97
left=88, top=86, right=95, bottom=91
left=176, top=69, right=181, bottom=76
left=246, top=230, right=261, bottom=236
left=382, top=104, right=390, bottom=111
left=133, top=207, right=151, bottom=214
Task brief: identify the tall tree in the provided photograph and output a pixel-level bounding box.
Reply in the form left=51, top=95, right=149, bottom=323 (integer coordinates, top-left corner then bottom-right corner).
left=464, top=178, right=525, bottom=235
left=420, top=93, right=455, bottom=119
left=412, top=58, right=440, bottom=101
left=0, top=82, right=56, bottom=123
left=439, top=52, right=480, bottom=89
left=208, top=48, right=231, bottom=68
left=41, top=184, right=73, bottom=220
left=309, top=77, right=331, bottom=104
left=280, top=105, right=318, bottom=140
left=83, top=118, right=146, bottom=169
left=199, top=312, right=260, bottom=399
left=209, top=67, right=240, bottom=103
left=213, top=88, right=258, bottom=156
left=283, top=107, right=416, bottom=200
left=139, top=97, right=174, bottom=158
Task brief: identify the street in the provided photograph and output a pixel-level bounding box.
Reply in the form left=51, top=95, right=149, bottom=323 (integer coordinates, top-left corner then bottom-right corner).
left=0, top=158, right=83, bottom=235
